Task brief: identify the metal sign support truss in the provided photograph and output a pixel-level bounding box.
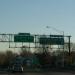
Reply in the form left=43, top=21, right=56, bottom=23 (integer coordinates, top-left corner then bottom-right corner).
left=0, top=34, right=71, bottom=55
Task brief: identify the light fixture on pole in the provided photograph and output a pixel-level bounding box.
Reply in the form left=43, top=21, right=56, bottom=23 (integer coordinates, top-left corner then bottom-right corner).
left=46, top=26, right=64, bottom=35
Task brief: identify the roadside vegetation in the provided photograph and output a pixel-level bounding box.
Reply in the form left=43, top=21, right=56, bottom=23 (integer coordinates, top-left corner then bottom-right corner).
left=0, top=43, right=75, bottom=71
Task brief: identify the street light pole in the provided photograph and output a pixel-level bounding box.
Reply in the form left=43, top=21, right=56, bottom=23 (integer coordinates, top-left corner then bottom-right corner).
left=46, top=26, right=65, bottom=67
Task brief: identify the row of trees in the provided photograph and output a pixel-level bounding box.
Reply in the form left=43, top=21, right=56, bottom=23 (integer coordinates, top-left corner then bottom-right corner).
left=0, top=51, right=17, bottom=67
left=0, top=44, right=75, bottom=69
left=0, top=49, right=33, bottom=68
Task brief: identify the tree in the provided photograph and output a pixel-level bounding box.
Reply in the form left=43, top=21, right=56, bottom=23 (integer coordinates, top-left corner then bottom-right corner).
left=0, top=50, right=18, bottom=67
left=20, top=46, right=33, bottom=57
left=5, top=50, right=16, bottom=66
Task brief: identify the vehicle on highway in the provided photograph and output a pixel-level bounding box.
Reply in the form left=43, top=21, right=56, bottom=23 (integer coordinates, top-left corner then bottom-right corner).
left=9, top=64, right=23, bottom=72
left=12, top=64, right=23, bottom=72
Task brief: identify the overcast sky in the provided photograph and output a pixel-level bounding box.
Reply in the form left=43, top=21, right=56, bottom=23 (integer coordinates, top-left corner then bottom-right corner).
left=0, top=0, right=75, bottom=42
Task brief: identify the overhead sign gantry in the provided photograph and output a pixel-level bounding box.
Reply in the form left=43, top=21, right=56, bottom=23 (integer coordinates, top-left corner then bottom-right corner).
left=0, top=33, right=71, bottom=55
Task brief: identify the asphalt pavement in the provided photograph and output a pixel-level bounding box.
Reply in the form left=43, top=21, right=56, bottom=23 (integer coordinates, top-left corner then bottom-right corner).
left=0, top=72, right=75, bottom=75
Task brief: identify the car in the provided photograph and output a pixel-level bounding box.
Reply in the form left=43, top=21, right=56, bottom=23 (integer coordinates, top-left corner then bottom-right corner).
left=12, top=64, right=23, bottom=72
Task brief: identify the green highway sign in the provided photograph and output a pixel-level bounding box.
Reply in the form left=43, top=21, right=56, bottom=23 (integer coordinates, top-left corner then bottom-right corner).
left=39, top=37, right=64, bottom=45
left=14, top=33, right=34, bottom=42
left=50, top=35, right=64, bottom=37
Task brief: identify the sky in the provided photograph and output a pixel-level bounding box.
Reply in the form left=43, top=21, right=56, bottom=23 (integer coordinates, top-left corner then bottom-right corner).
left=0, top=0, right=75, bottom=42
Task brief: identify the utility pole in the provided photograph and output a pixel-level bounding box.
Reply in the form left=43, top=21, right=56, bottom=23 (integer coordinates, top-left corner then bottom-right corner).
left=68, top=36, right=71, bottom=56
left=67, top=36, right=71, bottom=65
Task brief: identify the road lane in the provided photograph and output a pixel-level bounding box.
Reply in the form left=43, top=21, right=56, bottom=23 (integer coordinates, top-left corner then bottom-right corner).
left=1, top=72, right=75, bottom=75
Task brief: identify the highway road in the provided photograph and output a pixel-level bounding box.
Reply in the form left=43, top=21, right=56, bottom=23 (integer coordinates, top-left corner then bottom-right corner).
left=0, top=72, right=75, bottom=75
